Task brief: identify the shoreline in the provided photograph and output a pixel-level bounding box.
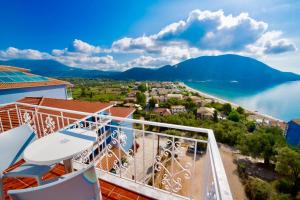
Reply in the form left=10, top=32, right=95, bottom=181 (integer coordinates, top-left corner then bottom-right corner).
left=179, top=82, right=284, bottom=122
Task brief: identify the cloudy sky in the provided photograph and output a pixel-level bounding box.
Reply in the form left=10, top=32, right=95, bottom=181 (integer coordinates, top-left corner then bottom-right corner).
left=0, top=0, right=299, bottom=73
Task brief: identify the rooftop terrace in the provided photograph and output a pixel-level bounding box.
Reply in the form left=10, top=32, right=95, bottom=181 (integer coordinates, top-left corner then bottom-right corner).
left=0, top=99, right=233, bottom=200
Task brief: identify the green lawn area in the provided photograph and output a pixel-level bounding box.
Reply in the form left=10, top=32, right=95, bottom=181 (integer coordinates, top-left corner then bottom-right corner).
left=63, top=78, right=135, bottom=102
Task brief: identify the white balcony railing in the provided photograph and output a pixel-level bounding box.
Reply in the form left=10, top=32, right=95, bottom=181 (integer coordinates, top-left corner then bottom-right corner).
left=0, top=102, right=232, bottom=200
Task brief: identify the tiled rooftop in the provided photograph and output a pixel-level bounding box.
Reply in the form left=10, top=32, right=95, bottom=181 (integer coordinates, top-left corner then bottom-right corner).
left=3, top=161, right=152, bottom=200
left=0, top=66, right=29, bottom=72
left=0, top=65, right=72, bottom=90
left=0, top=78, right=71, bottom=90
left=0, top=97, right=135, bottom=133
left=110, top=107, right=135, bottom=118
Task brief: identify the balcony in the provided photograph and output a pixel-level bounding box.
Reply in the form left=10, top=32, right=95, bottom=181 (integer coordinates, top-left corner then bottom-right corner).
left=0, top=102, right=232, bottom=200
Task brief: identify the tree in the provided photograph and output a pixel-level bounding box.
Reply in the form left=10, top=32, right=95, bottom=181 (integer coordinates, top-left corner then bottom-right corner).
left=167, top=98, right=182, bottom=106
left=138, top=83, right=147, bottom=92
left=237, top=106, right=245, bottom=114
left=149, top=97, right=157, bottom=109
left=228, top=110, right=240, bottom=122
left=275, top=147, right=300, bottom=194
left=80, top=87, right=86, bottom=97
left=213, top=110, right=218, bottom=122
left=245, top=177, right=272, bottom=200
left=238, top=127, right=285, bottom=165
left=222, top=103, right=232, bottom=115
left=184, top=98, right=197, bottom=113
left=247, top=121, right=256, bottom=132
left=136, top=92, right=146, bottom=107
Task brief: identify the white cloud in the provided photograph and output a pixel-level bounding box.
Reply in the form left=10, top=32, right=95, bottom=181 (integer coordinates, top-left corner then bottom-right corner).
left=0, top=47, right=51, bottom=60
left=246, top=31, right=297, bottom=56
left=0, top=10, right=297, bottom=71
left=72, top=39, right=102, bottom=53
left=112, top=36, right=158, bottom=53
left=51, top=49, right=120, bottom=70
left=123, top=56, right=169, bottom=69
left=112, top=9, right=295, bottom=55
left=71, top=39, right=111, bottom=54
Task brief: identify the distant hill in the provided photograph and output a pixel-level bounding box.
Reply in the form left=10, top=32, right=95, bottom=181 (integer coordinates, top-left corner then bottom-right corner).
left=115, top=54, right=300, bottom=84
left=0, top=59, right=120, bottom=78
left=1, top=55, right=299, bottom=87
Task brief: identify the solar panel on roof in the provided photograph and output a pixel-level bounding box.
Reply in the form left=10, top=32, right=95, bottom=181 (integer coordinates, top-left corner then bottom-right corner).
left=0, top=70, right=49, bottom=83
left=10, top=77, right=24, bottom=82
left=0, top=77, right=13, bottom=82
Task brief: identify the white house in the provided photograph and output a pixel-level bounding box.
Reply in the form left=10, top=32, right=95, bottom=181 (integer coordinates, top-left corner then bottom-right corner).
left=0, top=65, right=72, bottom=104
left=170, top=105, right=186, bottom=114
left=167, top=93, right=183, bottom=100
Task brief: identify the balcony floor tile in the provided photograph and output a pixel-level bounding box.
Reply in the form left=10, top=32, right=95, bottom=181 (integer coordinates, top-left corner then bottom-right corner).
left=3, top=163, right=153, bottom=200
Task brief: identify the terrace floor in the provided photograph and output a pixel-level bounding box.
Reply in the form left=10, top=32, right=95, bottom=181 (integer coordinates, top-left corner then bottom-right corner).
left=3, top=161, right=152, bottom=200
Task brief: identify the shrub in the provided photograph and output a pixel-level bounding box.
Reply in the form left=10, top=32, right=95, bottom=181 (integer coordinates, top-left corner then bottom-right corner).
left=228, top=110, right=240, bottom=122
left=271, top=193, right=292, bottom=200
left=237, top=162, right=248, bottom=180
left=247, top=121, right=256, bottom=132
left=222, top=103, right=232, bottom=115
left=245, top=177, right=272, bottom=200
left=237, top=106, right=245, bottom=114
left=273, top=178, right=294, bottom=194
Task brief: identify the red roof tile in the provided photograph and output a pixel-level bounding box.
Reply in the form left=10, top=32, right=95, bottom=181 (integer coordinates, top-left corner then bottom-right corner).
left=110, top=107, right=135, bottom=118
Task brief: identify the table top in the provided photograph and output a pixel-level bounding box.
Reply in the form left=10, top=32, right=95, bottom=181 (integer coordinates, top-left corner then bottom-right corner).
left=24, top=128, right=97, bottom=165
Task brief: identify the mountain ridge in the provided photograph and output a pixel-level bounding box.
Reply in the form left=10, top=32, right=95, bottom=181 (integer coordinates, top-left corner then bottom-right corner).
left=0, top=55, right=299, bottom=86
left=114, top=54, right=300, bottom=84
left=0, top=59, right=119, bottom=78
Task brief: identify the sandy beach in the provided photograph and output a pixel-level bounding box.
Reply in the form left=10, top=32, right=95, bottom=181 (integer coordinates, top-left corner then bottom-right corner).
left=179, top=82, right=284, bottom=122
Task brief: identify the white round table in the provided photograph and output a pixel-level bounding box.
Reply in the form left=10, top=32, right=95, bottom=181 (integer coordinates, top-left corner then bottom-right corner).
left=24, top=128, right=97, bottom=173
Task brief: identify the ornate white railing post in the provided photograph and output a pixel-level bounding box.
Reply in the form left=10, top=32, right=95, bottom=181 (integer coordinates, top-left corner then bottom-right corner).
left=0, top=116, right=3, bottom=133
left=7, top=110, right=12, bottom=129
left=43, top=115, right=56, bottom=135
left=34, top=107, right=41, bottom=136
left=15, top=104, right=21, bottom=126
left=60, top=111, right=65, bottom=128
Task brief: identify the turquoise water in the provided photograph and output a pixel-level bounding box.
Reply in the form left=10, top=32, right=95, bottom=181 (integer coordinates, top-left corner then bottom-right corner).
left=185, top=81, right=300, bottom=121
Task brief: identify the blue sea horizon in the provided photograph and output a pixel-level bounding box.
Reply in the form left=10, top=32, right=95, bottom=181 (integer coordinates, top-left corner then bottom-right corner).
left=185, top=80, right=300, bottom=121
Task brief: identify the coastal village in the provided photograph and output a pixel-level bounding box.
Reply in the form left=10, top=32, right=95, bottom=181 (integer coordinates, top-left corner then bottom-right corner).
left=70, top=79, right=296, bottom=146
left=104, top=81, right=287, bottom=131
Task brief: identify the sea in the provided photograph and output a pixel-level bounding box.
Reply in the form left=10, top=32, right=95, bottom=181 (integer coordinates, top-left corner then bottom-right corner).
left=184, top=80, right=300, bottom=121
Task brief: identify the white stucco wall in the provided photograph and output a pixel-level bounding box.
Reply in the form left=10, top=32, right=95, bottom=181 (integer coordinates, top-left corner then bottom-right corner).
left=0, top=85, right=68, bottom=104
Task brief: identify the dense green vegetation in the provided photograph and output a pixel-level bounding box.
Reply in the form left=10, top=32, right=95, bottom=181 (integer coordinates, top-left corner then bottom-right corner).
left=136, top=92, right=146, bottom=107
left=159, top=97, right=198, bottom=113
left=64, top=78, right=135, bottom=102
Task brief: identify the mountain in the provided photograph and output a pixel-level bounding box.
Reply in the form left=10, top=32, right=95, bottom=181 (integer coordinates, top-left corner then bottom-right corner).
left=0, top=59, right=120, bottom=78
left=115, top=54, right=300, bottom=85
left=1, top=55, right=299, bottom=87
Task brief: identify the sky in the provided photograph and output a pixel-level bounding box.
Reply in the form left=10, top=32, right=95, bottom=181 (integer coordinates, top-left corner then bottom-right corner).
left=0, top=0, right=299, bottom=73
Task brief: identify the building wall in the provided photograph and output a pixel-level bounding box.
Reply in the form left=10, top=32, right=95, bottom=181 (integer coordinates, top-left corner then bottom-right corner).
left=286, top=121, right=300, bottom=146
left=0, top=85, right=67, bottom=104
